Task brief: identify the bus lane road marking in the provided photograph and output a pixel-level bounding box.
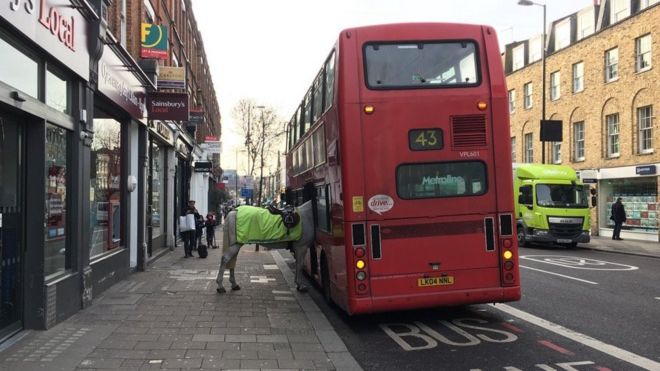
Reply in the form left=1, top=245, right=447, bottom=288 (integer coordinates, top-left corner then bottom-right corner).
left=519, top=265, right=598, bottom=285
left=520, top=255, right=638, bottom=271
left=490, top=304, right=660, bottom=371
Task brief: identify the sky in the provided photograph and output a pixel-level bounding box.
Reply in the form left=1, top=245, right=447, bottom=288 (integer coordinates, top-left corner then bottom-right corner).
left=191, top=0, right=594, bottom=172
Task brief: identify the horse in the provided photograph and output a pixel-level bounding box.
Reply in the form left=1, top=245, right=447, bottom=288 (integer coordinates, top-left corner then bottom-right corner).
left=215, top=200, right=314, bottom=293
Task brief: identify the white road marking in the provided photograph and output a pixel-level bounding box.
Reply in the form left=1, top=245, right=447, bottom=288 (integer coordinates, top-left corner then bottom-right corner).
left=655, top=297, right=660, bottom=300
left=521, top=255, right=638, bottom=271
left=520, top=265, right=598, bottom=285
left=491, top=304, right=660, bottom=370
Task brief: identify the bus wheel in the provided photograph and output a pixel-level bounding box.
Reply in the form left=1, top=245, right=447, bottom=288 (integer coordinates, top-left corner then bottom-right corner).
left=517, top=227, right=529, bottom=247
left=321, top=256, right=331, bottom=304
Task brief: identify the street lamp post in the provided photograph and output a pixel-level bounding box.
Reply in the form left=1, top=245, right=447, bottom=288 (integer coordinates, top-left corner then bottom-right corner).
left=518, top=0, right=547, bottom=164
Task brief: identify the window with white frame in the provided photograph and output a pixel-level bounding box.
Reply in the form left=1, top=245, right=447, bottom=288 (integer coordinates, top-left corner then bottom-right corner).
left=552, top=142, right=562, bottom=164
left=636, top=34, right=652, bottom=72
left=511, top=137, right=516, bottom=162
left=572, top=62, right=584, bottom=93
left=508, top=89, right=516, bottom=113
left=606, top=113, right=620, bottom=157
left=640, top=0, right=659, bottom=10
left=524, top=133, right=533, bottom=163
left=513, top=44, right=525, bottom=71
left=638, top=105, right=653, bottom=153
left=577, top=8, right=594, bottom=40
left=550, top=71, right=560, bottom=100
left=611, top=0, right=630, bottom=23
left=529, top=36, right=542, bottom=63
left=524, top=82, right=533, bottom=109
left=605, top=48, right=619, bottom=82
left=573, top=121, right=585, bottom=161
left=554, top=19, right=571, bottom=51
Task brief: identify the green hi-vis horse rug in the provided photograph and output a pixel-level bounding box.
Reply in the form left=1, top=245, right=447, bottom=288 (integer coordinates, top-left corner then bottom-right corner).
left=236, top=206, right=303, bottom=244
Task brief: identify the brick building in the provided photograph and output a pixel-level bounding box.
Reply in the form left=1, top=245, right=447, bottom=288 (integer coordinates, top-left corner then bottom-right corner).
left=504, top=0, right=659, bottom=241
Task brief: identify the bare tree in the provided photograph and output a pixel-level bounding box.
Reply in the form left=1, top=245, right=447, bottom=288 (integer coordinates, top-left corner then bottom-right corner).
left=232, top=98, right=286, bottom=204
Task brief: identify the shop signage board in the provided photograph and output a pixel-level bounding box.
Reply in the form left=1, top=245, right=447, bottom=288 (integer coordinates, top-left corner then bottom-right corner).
left=636, top=165, right=657, bottom=175
left=1, top=0, right=90, bottom=79
left=141, top=23, right=168, bottom=59
left=205, top=136, right=219, bottom=142
left=205, top=140, right=221, bottom=154
left=158, top=66, right=185, bottom=89
left=189, top=110, right=204, bottom=125
left=98, top=44, right=147, bottom=120
left=194, top=161, right=213, bottom=172
left=147, top=92, right=189, bottom=121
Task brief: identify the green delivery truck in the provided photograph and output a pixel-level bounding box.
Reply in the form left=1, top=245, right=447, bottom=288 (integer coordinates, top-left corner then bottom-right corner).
left=514, top=164, right=591, bottom=248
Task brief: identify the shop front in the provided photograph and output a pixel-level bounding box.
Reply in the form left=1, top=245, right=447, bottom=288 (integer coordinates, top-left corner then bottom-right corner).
left=598, top=165, right=660, bottom=242
left=0, top=0, right=90, bottom=335
left=147, top=121, right=174, bottom=258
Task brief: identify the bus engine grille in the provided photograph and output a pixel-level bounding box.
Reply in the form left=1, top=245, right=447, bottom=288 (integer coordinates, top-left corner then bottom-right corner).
left=451, top=115, right=487, bottom=148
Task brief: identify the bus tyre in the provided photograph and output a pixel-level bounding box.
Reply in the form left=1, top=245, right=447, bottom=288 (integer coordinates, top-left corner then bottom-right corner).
left=517, top=227, right=529, bottom=247
left=321, top=257, right=331, bottom=304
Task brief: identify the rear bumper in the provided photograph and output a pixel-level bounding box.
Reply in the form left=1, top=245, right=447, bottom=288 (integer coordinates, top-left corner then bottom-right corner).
left=347, top=287, right=521, bottom=315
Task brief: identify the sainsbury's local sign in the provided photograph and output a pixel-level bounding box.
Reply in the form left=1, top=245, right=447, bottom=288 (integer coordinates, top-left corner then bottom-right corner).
left=2, top=0, right=89, bottom=79
left=147, top=92, right=189, bottom=121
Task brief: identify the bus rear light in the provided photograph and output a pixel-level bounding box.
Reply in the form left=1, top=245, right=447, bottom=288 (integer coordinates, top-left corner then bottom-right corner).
left=356, top=260, right=365, bottom=269
left=504, top=261, right=514, bottom=270
left=503, top=250, right=513, bottom=260
left=356, top=271, right=367, bottom=281
left=502, top=238, right=512, bottom=249
left=355, top=247, right=365, bottom=258
left=364, top=105, right=375, bottom=114
left=358, top=283, right=367, bottom=291
left=477, top=101, right=488, bottom=110
left=504, top=272, right=515, bottom=282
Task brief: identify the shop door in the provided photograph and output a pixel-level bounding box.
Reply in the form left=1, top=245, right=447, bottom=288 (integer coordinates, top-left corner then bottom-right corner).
left=0, top=113, right=24, bottom=341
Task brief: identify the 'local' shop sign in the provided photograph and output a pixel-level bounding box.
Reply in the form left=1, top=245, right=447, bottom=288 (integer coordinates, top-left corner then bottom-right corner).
left=147, top=92, right=189, bottom=121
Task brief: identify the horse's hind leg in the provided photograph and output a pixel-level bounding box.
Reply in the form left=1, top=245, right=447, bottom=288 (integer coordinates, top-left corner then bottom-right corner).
left=216, top=244, right=241, bottom=294
left=229, top=268, right=240, bottom=291
left=293, top=243, right=308, bottom=292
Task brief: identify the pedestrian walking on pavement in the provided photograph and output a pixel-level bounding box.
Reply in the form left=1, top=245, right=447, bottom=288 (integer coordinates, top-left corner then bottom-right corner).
left=610, top=197, right=627, bottom=240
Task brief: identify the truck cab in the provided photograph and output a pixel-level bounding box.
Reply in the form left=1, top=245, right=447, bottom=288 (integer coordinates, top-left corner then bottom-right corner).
left=514, top=164, right=591, bottom=248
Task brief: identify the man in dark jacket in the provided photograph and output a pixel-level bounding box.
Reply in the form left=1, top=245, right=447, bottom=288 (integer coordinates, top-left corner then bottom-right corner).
left=610, top=197, right=626, bottom=240
left=182, top=200, right=202, bottom=257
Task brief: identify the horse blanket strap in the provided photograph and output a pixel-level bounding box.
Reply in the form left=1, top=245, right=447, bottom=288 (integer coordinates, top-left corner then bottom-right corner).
left=236, top=206, right=303, bottom=244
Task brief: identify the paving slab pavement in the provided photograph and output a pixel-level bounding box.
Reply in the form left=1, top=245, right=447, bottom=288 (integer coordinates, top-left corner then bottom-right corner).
left=0, top=225, right=361, bottom=371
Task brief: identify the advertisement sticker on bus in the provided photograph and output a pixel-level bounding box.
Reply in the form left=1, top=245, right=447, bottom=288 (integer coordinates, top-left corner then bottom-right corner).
left=368, top=194, right=394, bottom=215
left=352, top=196, right=364, bottom=213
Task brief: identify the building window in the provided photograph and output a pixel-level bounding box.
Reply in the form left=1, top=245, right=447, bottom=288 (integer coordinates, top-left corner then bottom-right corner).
left=550, top=71, right=560, bottom=101
left=0, top=36, right=38, bottom=98
left=605, top=48, right=619, bottom=82
left=524, top=82, right=533, bottom=109
left=577, top=8, right=594, bottom=40
left=638, top=105, right=653, bottom=153
left=511, top=137, right=516, bottom=162
left=606, top=113, right=620, bottom=157
left=636, top=34, right=652, bottom=72
left=573, top=121, right=585, bottom=161
left=46, top=67, right=70, bottom=114
left=513, top=44, right=525, bottom=71
left=508, top=89, right=516, bottom=113
left=640, top=0, right=659, bottom=10
left=524, top=133, right=533, bottom=163
left=552, top=142, right=561, bottom=164
left=45, top=124, right=70, bottom=279
left=91, top=112, right=123, bottom=258
left=572, top=62, right=584, bottom=93
left=529, top=36, right=542, bottom=63
left=611, top=0, right=630, bottom=23
left=554, top=19, right=571, bottom=51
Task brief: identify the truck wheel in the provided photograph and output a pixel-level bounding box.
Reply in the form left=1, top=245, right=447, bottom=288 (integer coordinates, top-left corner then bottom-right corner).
left=517, top=227, right=529, bottom=247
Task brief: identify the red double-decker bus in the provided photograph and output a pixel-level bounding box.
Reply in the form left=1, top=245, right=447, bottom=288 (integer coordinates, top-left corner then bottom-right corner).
left=284, top=23, right=520, bottom=315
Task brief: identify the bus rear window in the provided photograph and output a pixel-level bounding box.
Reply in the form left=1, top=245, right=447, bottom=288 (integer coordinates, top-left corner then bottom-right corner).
left=396, top=161, right=487, bottom=199
left=364, top=41, right=479, bottom=89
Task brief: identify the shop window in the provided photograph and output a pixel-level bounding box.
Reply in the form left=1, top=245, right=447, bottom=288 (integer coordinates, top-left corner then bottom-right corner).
left=602, top=178, right=658, bottom=234
left=46, top=67, right=70, bottom=114
left=150, top=142, right=165, bottom=239
left=45, top=124, right=70, bottom=278
left=90, top=111, right=123, bottom=258
left=0, top=36, right=38, bottom=98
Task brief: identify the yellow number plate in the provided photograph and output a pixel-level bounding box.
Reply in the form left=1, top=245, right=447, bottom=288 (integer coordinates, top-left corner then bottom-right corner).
left=418, top=276, right=454, bottom=287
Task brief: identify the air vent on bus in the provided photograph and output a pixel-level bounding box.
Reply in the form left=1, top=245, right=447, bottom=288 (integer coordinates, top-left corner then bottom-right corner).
left=451, top=115, right=487, bottom=148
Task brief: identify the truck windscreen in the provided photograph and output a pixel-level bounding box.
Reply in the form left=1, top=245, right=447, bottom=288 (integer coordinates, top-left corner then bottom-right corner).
left=536, top=184, right=589, bottom=208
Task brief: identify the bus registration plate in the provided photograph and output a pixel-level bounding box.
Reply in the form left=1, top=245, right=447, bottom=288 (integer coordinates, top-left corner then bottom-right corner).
left=418, top=276, right=454, bottom=287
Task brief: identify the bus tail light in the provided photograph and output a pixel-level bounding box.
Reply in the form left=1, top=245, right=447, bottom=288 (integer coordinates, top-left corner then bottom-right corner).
left=500, top=238, right=517, bottom=285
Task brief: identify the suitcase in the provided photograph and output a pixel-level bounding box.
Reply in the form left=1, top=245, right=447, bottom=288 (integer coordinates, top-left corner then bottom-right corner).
left=198, top=244, right=208, bottom=258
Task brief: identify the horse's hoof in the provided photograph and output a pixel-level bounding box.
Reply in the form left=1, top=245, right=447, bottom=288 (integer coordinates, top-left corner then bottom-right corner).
left=231, top=285, right=241, bottom=291
left=216, top=287, right=226, bottom=294
left=296, top=286, right=308, bottom=293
